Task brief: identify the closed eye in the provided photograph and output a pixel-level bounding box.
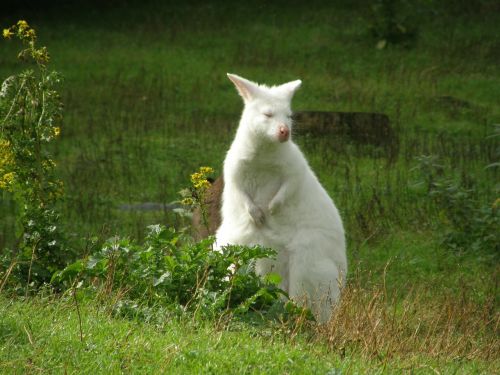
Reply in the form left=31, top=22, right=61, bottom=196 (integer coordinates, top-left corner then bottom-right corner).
left=263, top=112, right=273, bottom=118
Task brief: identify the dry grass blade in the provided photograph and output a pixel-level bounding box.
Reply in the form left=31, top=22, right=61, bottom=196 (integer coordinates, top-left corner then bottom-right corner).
left=318, top=283, right=499, bottom=365
left=0, top=259, right=18, bottom=293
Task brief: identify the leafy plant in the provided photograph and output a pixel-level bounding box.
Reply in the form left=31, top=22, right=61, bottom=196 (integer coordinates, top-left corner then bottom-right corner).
left=0, top=21, right=70, bottom=288
left=412, top=155, right=499, bottom=255
left=430, top=179, right=499, bottom=254
left=52, top=224, right=302, bottom=321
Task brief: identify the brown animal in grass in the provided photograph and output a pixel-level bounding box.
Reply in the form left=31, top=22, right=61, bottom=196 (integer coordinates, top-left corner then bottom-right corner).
left=191, top=176, right=223, bottom=240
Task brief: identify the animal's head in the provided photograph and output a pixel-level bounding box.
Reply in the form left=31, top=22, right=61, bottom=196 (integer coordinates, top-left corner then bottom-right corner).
left=227, top=73, right=301, bottom=144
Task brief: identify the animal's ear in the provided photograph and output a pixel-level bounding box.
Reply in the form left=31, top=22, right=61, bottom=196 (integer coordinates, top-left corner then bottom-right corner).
left=278, top=79, right=302, bottom=100
left=227, top=73, right=261, bottom=102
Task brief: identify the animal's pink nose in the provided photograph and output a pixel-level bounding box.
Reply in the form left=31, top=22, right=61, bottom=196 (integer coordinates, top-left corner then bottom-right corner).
left=278, top=125, right=290, bottom=142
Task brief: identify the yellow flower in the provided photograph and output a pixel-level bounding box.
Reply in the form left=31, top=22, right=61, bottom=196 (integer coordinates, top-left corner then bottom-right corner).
left=181, top=197, right=194, bottom=206
left=199, top=166, right=214, bottom=174
left=190, top=172, right=202, bottom=184
left=42, top=158, right=56, bottom=169
left=0, top=172, right=15, bottom=190
left=0, top=139, right=14, bottom=169
left=2, top=28, right=13, bottom=39
left=194, top=180, right=210, bottom=190
left=32, top=47, right=50, bottom=64
left=53, top=127, right=61, bottom=137
left=0, top=141, right=16, bottom=190
left=189, top=166, right=214, bottom=193
left=24, top=28, right=36, bottom=40
left=17, top=20, right=29, bottom=32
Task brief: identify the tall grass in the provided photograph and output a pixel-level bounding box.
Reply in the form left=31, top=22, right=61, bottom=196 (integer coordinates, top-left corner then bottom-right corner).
left=320, top=282, right=499, bottom=365
left=1, top=271, right=498, bottom=373
left=1, top=1, right=498, bottom=249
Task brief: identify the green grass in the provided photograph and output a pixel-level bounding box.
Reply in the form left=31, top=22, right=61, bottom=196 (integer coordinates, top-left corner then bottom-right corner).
left=353, top=231, right=497, bottom=300
left=1, top=1, right=499, bottom=373
left=1, top=2, right=498, bottom=243
left=1, top=232, right=497, bottom=374
left=0, top=295, right=342, bottom=374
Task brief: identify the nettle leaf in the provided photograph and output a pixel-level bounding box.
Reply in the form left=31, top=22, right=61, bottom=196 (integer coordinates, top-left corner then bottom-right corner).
left=86, top=255, right=101, bottom=269
left=180, top=252, right=192, bottom=263
left=50, top=260, right=84, bottom=283
left=264, top=272, right=282, bottom=286
left=47, top=223, right=296, bottom=320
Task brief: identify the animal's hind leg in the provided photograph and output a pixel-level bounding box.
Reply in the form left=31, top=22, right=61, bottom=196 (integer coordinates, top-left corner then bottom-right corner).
left=287, top=248, right=342, bottom=323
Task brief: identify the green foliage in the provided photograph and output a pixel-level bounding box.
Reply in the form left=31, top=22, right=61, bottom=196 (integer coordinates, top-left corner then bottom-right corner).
left=0, top=295, right=353, bottom=374
left=430, top=180, right=499, bottom=254
left=52, top=224, right=302, bottom=321
left=0, top=21, right=71, bottom=288
left=486, top=124, right=500, bottom=170
left=369, top=0, right=417, bottom=49
left=1, top=2, right=496, bottom=247
left=413, top=155, right=499, bottom=255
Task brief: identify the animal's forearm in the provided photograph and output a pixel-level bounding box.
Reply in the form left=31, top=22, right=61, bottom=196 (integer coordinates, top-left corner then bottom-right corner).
left=268, top=181, right=289, bottom=214
left=240, top=189, right=256, bottom=211
left=228, top=178, right=265, bottom=225
left=242, top=191, right=265, bottom=225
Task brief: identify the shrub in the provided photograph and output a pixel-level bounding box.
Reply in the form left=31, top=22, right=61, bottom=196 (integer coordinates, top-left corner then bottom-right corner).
left=413, top=155, right=499, bottom=255
left=52, top=224, right=303, bottom=321
left=0, top=21, right=71, bottom=289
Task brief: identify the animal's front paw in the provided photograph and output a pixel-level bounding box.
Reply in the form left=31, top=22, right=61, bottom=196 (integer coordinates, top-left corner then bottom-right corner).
left=248, top=205, right=265, bottom=226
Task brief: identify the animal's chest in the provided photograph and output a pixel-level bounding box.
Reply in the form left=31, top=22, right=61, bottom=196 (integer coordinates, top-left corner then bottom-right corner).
left=240, top=163, right=282, bottom=206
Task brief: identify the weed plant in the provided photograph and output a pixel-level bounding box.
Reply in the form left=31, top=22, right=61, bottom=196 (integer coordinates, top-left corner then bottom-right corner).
left=412, top=154, right=499, bottom=255
left=52, top=224, right=300, bottom=322
left=0, top=21, right=70, bottom=289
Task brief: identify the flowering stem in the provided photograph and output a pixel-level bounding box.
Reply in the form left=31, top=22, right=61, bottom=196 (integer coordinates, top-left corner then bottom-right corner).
left=37, top=75, right=47, bottom=129
left=200, top=203, right=210, bottom=235
left=1, top=77, right=27, bottom=127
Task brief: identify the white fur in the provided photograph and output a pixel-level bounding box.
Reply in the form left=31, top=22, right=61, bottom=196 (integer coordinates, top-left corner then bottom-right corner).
left=215, top=74, right=347, bottom=323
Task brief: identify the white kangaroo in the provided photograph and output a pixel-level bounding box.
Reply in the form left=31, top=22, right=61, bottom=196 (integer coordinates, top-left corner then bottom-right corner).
left=215, top=74, right=347, bottom=323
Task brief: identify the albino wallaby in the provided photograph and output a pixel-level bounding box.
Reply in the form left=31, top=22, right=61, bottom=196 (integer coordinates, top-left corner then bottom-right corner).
left=215, top=74, right=347, bottom=323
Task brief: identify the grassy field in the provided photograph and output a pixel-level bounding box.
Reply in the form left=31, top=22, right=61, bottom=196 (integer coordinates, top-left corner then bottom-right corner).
left=1, top=0, right=498, bottom=244
left=0, top=286, right=496, bottom=374
left=1, top=0, right=499, bottom=373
